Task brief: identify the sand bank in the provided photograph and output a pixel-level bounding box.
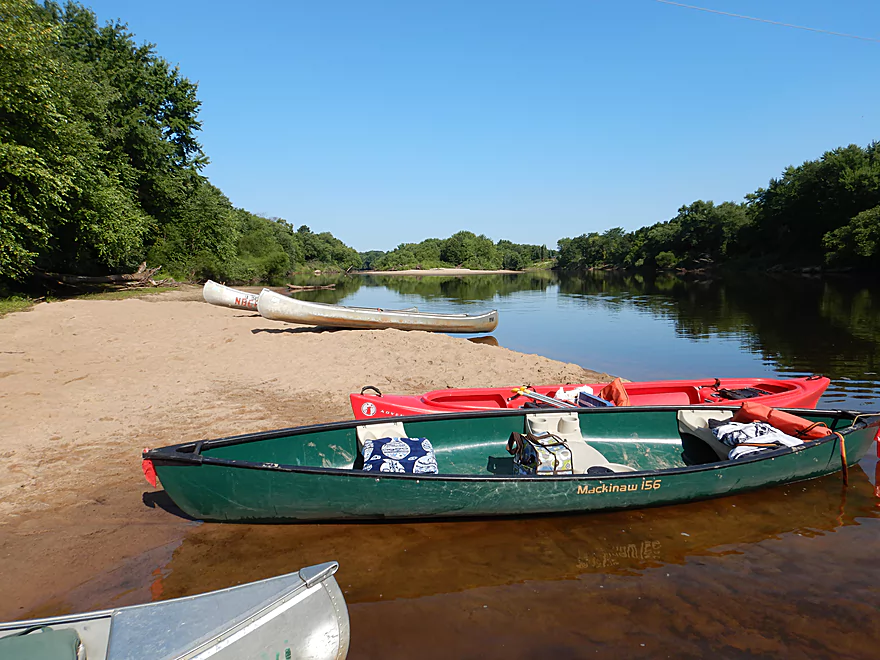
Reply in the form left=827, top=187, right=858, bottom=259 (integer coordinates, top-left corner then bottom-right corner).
left=0, top=287, right=610, bottom=615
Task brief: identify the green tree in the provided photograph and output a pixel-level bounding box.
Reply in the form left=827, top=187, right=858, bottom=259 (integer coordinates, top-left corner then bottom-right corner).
left=360, top=250, right=386, bottom=269
left=747, top=144, right=880, bottom=262
left=0, top=0, right=147, bottom=279
left=824, top=205, right=880, bottom=266
left=440, top=231, right=477, bottom=266
left=655, top=251, right=679, bottom=269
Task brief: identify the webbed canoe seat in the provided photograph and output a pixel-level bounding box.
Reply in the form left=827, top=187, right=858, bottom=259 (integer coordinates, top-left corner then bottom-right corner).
left=677, top=409, right=735, bottom=463
left=524, top=412, right=636, bottom=474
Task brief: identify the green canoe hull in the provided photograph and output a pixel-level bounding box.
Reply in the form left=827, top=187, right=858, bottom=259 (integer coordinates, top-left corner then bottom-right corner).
left=145, top=407, right=880, bottom=522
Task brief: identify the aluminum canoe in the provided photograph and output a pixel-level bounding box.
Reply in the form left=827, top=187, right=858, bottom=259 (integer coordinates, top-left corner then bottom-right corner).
left=202, top=280, right=259, bottom=311
left=0, top=562, right=349, bottom=659
left=257, top=288, right=498, bottom=332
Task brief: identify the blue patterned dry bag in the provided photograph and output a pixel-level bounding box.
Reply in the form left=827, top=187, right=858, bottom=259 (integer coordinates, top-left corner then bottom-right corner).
left=362, top=437, right=439, bottom=474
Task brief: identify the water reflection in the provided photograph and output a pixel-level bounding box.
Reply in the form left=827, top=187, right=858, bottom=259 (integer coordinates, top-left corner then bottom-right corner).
left=554, top=271, right=880, bottom=408
left=141, top=466, right=875, bottom=602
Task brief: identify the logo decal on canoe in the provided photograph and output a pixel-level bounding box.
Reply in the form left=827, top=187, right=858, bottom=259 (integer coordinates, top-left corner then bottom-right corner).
left=234, top=295, right=258, bottom=309
left=577, top=479, right=661, bottom=495
left=361, top=402, right=377, bottom=417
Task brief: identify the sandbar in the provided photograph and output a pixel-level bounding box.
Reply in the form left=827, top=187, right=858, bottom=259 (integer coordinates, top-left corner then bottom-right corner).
left=0, top=287, right=610, bottom=616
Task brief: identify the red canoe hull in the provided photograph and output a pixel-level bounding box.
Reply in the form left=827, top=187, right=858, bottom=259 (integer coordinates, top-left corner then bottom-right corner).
left=350, top=377, right=831, bottom=420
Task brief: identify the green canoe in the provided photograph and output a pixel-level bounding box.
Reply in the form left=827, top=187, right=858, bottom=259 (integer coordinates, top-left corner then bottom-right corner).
left=143, top=406, right=880, bottom=522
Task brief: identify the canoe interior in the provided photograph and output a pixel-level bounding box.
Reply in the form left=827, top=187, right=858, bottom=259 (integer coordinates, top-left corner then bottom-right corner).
left=194, top=408, right=857, bottom=476
left=423, top=378, right=822, bottom=410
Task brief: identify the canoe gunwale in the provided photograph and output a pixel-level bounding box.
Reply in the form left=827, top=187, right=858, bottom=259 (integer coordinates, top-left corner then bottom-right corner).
left=0, top=561, right=340, bottom=629
left=144, top=406, right=880, bottom=484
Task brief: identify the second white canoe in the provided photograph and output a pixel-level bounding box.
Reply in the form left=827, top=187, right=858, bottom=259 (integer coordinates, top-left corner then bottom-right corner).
left=257, top=288, right=498, bottom=333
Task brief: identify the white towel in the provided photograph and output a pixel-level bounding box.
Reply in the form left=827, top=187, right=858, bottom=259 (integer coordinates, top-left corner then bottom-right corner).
left=711, top=421, right=803, bottom=460
left=554, top=385, right=594, bottom=403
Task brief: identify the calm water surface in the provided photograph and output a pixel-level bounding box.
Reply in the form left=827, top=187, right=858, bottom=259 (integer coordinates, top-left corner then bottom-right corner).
left=296, top=270, right=880, bottom=410
left=32, top=272, right=880, bottom=658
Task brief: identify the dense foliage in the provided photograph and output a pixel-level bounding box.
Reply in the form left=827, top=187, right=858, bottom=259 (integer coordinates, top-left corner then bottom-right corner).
left=0, top=0, right=360, bottom=289
left=5, top=0, right=876, bottom=289
left=558, top=143, right=880, bottom=271
left=368, top=231, right=553, bottom=271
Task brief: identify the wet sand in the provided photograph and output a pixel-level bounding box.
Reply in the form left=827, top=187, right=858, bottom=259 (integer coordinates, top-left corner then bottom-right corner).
left=0, top=287, right=608, bottom=618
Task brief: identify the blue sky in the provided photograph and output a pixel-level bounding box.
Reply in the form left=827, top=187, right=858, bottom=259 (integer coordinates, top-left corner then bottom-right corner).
left=81, top=0, right=879, bottom=252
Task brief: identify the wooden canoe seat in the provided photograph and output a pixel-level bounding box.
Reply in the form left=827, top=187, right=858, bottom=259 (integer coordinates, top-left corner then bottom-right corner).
left=677, top=409, right=735, bottom=462
left=524, top=412, right=636, bottom=474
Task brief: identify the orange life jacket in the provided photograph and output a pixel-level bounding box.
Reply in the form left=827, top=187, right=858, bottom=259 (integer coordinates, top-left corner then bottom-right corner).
left=731, top=401, right=831, bottom=440
left=599, top=378, right=631, bottom=407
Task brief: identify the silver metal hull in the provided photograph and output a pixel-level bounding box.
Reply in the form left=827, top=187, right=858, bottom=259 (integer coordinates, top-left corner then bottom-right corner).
left=0, top=562, right=349, bottom=660
left=258, top=288, right=498, bottom=332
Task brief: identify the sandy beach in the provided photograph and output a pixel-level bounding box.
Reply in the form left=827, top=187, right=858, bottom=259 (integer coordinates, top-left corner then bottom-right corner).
left=0, top=287, right=610, bottom=616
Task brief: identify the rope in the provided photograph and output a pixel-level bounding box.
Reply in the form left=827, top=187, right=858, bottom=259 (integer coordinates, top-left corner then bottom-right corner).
left=832, top=431, right=848, bottom=486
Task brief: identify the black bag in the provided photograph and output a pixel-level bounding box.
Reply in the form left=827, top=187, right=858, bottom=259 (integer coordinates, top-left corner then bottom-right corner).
left=715, top=387, right=771, bottom=401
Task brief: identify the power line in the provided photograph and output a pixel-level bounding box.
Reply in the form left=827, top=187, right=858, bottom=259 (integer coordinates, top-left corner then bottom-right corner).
left=655, top=0, right=880, bottom=43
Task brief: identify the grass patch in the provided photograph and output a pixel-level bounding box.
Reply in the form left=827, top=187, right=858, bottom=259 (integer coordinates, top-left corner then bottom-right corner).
left=0, top=296, right=38, bottom=317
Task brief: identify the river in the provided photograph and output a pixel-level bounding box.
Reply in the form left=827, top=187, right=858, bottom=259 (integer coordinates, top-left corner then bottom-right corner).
left=297, top=270, right=880, bottom=411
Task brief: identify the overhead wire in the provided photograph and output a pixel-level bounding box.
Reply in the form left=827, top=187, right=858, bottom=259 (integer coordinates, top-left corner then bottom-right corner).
left=655, top=0, right=880, bottom=44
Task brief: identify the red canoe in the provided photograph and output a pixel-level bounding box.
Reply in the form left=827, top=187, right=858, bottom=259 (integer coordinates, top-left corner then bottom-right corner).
left=350, top=376, right=831, bottom=420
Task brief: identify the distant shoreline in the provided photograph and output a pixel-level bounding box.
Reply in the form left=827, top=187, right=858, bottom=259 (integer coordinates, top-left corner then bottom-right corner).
left=359, top=267, right=523, bottom=276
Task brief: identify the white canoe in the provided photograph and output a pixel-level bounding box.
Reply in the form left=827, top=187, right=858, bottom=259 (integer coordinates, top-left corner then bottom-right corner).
left=258, top=288, right=498, bottom=333
left=202, top=280, right=259, bottom=311
left=0, top=562, right=349, bottom=660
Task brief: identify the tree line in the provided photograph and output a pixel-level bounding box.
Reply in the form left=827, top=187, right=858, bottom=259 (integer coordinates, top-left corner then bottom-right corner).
left=4, top=1, right=877, bottom=295
left=0, top=0, right=360, bottom=291
left=557, top=142, right=880, bottom=272
left=364, top=231, right=553, bottom=271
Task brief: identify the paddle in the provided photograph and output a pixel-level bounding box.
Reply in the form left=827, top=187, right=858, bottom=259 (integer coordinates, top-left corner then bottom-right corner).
left=508, top=386, right=577, bottom=409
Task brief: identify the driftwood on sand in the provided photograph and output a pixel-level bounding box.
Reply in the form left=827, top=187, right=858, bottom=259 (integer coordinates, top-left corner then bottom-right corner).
left=37, top=263, right=174, bottom=288
left=286, top=283, right=337, bottom=291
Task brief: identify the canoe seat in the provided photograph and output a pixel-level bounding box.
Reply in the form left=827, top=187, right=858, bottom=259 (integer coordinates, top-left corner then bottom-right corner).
left=356, top=421, right=409, bottom=448
left=524, top=412, right=636, bottom=474
left=0, top=627, right=83, bottom=660
left=677, top=409, right=735, bottom=462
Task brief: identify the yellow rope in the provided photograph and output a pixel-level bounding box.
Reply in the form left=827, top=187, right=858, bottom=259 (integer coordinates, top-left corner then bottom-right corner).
left=832, top=431, right=848, bottom=486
